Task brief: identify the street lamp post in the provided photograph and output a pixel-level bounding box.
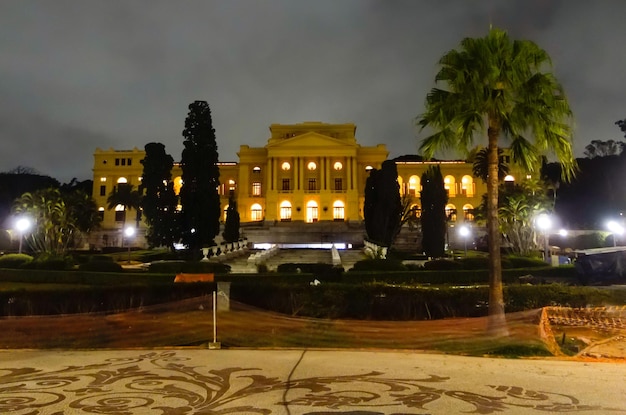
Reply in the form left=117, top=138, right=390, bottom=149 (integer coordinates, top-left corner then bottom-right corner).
left=15, top=217, right=31, bottom=254
left=124, top=226, right=135, bottom=264
left=459, top=225, right=470, bottom=257
left=536, top=213, right=552, bottom=264
left=606, top=221, right=624, bottom=247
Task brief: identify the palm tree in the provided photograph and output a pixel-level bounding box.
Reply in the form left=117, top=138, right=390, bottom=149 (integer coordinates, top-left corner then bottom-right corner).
left=106, top=183, right=141, bottom=230
left=417, top=28, right=576, bottom=335
left=471, top=147, right=509, bottom=183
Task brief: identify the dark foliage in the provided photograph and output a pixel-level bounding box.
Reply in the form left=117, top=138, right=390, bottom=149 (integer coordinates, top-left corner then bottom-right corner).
left=420, top=165, right=447, bottom=257
left=78, top=260, right=124, bottom=273
left=147, top=260, right=230, bottom=274
left=140, top=142, right=180, bottom=249
left=222, top=197, right=240, bottom=243
left=363, top=160, right=402, bottom=247
left=179, top=101, right=221, bottom=253
left=350, top=258, right=407, bottom=272
left=0, top=170, right=59, bottom=228
left=544, top=154, right=626, bottom=228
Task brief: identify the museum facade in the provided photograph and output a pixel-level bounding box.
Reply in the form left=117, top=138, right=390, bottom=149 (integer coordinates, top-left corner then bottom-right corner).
left=92, top=121, right=512, bottom=248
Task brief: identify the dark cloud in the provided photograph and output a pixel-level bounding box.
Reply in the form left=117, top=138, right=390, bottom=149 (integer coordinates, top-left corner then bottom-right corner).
left=1, top=0, right=625, bottom=182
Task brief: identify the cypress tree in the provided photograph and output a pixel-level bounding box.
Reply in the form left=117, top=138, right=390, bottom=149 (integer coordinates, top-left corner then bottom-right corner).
left=179, top=101, right=221, bottom=253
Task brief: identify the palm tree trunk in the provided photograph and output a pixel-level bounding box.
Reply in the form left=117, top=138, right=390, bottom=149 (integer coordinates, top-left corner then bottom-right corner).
left=486, top=121, right=509, bottom=336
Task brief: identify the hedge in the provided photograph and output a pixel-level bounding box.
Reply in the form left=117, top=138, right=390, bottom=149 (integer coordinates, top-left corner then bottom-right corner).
left=231, top=282, right=626, bottom=320
left=148, top=260, right=231, bottom=274
left=0, top=254, right=34, bottom=268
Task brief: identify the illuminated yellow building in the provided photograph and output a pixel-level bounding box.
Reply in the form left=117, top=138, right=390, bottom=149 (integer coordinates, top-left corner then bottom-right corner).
left=91, top=121, right=524, bottom=247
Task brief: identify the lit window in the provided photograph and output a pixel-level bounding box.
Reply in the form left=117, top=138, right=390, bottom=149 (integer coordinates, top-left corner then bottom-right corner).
left=117, top=177, right=128, bottom=184
left=504, top=175, right=515, bottom=182
left=251, top=203, right=263, bottom=221
left=461, top=175, right=474, bottom=197
left=306, top=200, right=318, bottom=223
left=444, top=175, right=456, bottom=197
left=100, top=177, right=107, bottom=182
left=408, top=175, right=420, bottom=197
left=252, top=182, right=261, bottom=196
left=280, top=200, right=292, bottom=221
left=334, top=162, right=342, bottom=171
left=445, top=204, right=457, bottom=221
left=229, top=179, right=236, bottom=190
left=333, top=200, right=345, bottom=220
left=307, top=161, right=317, bottom=171
left=253, top=166, right=261, bottom=173
left=463, top=204, right=475, bottom=221
left=365, top=165, right=373, bottom=171
left=173, top=177, right=183, bottom=196
left=282, top=162, right=291, bottom=171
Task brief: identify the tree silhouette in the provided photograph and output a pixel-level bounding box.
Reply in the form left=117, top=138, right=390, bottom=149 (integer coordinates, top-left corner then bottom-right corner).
left=179, top=101, right=221, bottom=254
left=417, top=28, right=576, bottom=335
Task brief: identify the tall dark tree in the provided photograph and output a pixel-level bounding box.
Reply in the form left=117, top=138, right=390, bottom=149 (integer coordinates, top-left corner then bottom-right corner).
left=420, top=166, right=448, bottom=258
left=140, top=142, right=179, bottom=249
left=179, top=101, right=221, bottom=252
left=616, top=118, right=626, bottom=138
left=584, top=139, right=624, bottom=158
left=222, top=197, right=240, bottom=243
left=0, top=168, right=59, bottom=228
left=417, top=28, right=576, bottom=335
left=363, top=160, right=402, bottom=247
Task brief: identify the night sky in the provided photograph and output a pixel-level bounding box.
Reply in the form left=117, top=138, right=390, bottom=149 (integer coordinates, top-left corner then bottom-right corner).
left=2, top=0, right=625, bottom=183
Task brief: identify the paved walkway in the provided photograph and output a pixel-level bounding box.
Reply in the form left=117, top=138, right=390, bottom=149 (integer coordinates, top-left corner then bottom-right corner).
left=1, top=349, right=624, bottom=414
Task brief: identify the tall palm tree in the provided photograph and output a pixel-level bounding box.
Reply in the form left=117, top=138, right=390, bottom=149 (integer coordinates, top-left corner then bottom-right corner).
left=417, top=28, right=576, bottom=335
left=106, top=183, right=141, bottom=230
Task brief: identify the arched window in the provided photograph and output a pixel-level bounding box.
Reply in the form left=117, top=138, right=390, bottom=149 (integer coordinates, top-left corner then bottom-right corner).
left=280, top=200, right=292, bottom=221
left=408, top=175, right=420, bottom=197
left=307, top=161, right=317, bottom=171
left=252, top=166, right=261, bottom=173
left=365, top=165, right=373, bottom=172
left=445, top=204, right=457, bottom=222
left=461, top=175, right=474, bottom=197
left=114, top=204, right=126, bottom=222
left=504, top=175, right=515, bottom=190
left=250, top=203, right=263, bottom=221
left=333, top=200, right=345, bottom=221
left=282, top=162, right=291, bottom=171
left=306, top=200, right=318, bottom=223
left=463, top=204, right=475, bottom=222
left=444, top=175, right=456, bottom=197
left=117, top=177, right=128, bottom=184
left=334, top=162, right=343, bottom=171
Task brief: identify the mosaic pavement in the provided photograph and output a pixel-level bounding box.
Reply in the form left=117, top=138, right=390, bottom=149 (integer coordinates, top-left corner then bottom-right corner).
left=0, top=349, right=624, bottom=414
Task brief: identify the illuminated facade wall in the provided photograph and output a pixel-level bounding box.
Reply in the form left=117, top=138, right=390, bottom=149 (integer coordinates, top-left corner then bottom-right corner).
left=92, top=122, right=526, bottom=246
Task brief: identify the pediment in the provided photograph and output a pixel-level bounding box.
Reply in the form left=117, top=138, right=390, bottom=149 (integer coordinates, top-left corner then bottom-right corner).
left=266, top=131, right=356, bottom=150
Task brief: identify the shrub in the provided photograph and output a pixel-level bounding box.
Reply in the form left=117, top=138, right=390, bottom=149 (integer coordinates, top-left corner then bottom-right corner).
left=148, top=260, right=231, bottom=274
left=22, top=254, right=73, bottom=270
left=0, top=253, right=33, bottom=269
left=423, top=259, right=463, bottom=270
left=350, top=259, right=407, bottom=272
left=455, top=257, right=489, bottom=270
left=504, top=256, right=548, bottom=269
left=78, top=261, right=124, bottom=273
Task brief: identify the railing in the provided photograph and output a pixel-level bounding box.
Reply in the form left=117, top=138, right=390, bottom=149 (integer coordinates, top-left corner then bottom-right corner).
left=201, top=239, right=248, bottom=261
